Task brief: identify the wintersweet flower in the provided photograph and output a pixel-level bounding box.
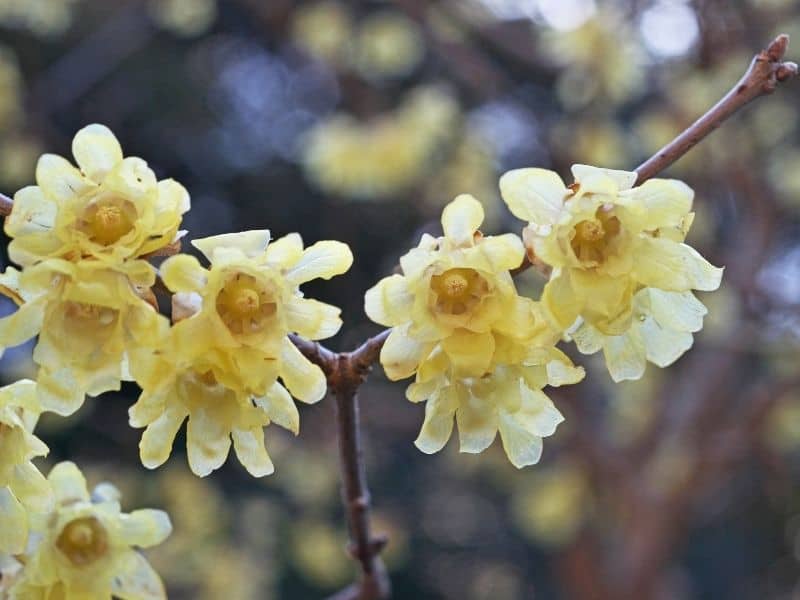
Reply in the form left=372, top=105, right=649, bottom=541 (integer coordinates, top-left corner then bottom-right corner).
left=408, top=346, right=584, bottom=468
left=7, top=461, right=171, bottom=600
left=5, top=123, right=189, bottom=268
left=365, top=194, right=543, bottom=381
left=129, top=229, right=353, bottom=476
left=0, top=380, right=52, bottom=554
left=0, top=259, right=167, bottom=415
left=500, top=164, right=723, bottom=381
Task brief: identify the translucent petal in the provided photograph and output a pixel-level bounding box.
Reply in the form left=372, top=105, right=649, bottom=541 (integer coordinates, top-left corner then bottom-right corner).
left=113, top=550, right=167, bottom=600
left=285, top=240, right=353, bottom=284
left=0, top=298, right=45, bottom=353
left=633, top=237, right=723, bottom=292
left=364, top=274, right=413, bottom=327
left=499, top=168, right=567, bottom=225
left=5, top=186, right=57, bottom=238
left=541, top=271, right=583, bottom=330
left=192, top=230, right=271, bottom=262
left=255, top=382, right=299, bottom=434
left=571, top=164, right=637, bottom=192
left=159, top=254, right=207, bottom=293
left=258, top=235, right=298, bottom=270
left=0, top=487, right=27, bottom=554
left=441, top=330, right=495, bottom=377
left=498, top=411, right=544, bottom=468
left=648, top=289, right=707, bottom=332
left=569, top=319, right=602, bottom=354
left=441, top=194, right=483, bottom=246
left=639, top=317, right=694, bottom=367
left=71, top=124, right=123, bottom=181
left=48, top=461, right=90, bottom=505
left=456, top=393, right=498, bottom=453
left=186, top=409, right=231, bottom=477
left=36, top=368, right=85, bottom=417
left=620, top=179, right=693, bottom=230
left=475, top=234, right=525, bottom=271
left=380, top=327, right=430, bottom=380
left=119, top=509, right=172, bottom=548
left=35, top=154, right=91, bottom=203
left=414, top=388, right=458, bottom=454
left=232, top=428, right=274, bottom=477
left=139, top=405, right=187, bottom=470
left=9, top=462, right=52, bottom=512
left=514, top=387, right=564, bottom=436
left=603, top=328, right=646, bottom=382
left=286, top=297, right=342, bottom=340
left=280, top=339, right=327, bottom=403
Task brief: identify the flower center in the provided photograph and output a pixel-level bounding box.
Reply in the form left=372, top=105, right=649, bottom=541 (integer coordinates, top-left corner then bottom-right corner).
left=79, top=199, right=135, bottom=246
left=56, top=517, right=109, bottom=567
left=216, top=273, right=277, bottom=335
left=570, top=209, right=621, bottom=266
left=430, top=268, right=489, bottom=316
left=64, top=302, right=117, bottom=326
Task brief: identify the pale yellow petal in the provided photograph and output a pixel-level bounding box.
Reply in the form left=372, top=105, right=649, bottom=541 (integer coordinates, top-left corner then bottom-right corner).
left=255, top=382, right=299, bottom=434
left=264, top=232, right=304, bottom=267
left=441, top=194, right=483, bottom=245
left=140, top=405, right=187, bottom=470
left=441, top=330, right=495, bottom=377
left=569, top=319, right=603, bottom=354
left=541, top=271, right=582, bottom=331
left=514, top=387, right=564, bottom=437
left=0, top=298, right=45, bottom=353
left=633, top=237, right=723, bottom=292
left=36, top=368, right=85, bottom=417
left=603, top=328, right=646, bottom=382
left=648, top=289, right=707, bottom=332
left=475, top=234, right=525, bottom=271
left=35, top=154, right=91, bottom=202
left=639, top=317, right=693, bottom=368
left=9, top=462, right=51, bottom=512
left=620, top=179, right=693, bottom=230
left=499, top=168, right=567, bottom=225
left=414, top=387, right=458, bottom=454
left=159, top=254, right=208, bottom=293
left=280, top=338, right=327, bottom=403
left=48, top=461, right=90, bottom=505
left=5, top=186, right=56, bottom=238
left=364, top=274, right=413, bottom=327
left=498, top=411, right=544, bottom=468
left=380, top=326, right=431, bottom=380
left=113, top=551, right=167, bottom=600
left=571, top=164, right=637, bottom=192
left=71, top=124, right=123, bottom=181
left=186, top=409, right=231, bottom=477
left=192, top=230, right=271, bottom=262
left=285, top=240, right=353, bottom=284
left=456, top=392, right=497, bottom=453
left=119, top=509, right=172, bottom=548
left=0, top=487, right=27, bottom=554
left=232, top=428, right=274, bottom=477
left=286, top=297, right=342, bottom=340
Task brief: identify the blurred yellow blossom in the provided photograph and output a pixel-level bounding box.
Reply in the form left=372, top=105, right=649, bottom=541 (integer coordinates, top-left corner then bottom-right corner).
left=130, top=230, right=352, bottom=477
left=353, top=11, right=424, bottom=80
left=0, top=380, right=51, bottom=554
left=148, top=0, right=217, bottom=37
left=0, top=0, right=76, bottom=37
left=501, top=164, right=722, bottom=381
left=291, top=0, right=353, bottom=67
left=8, top=461, right=171, bottom=599
left=302, top=86, right=459, bottom=200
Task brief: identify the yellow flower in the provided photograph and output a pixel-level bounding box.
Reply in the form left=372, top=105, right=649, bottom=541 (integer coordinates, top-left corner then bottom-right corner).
left=5, top=124, right=189, bottom=268
left=501, top=164, right=723, bottom=381
left=353, top=11, right=424, bottom=80
left=366, top=194, right=541, bottom=380
left=129, top=230, right=353, bottom=477
left=410, top=350, right=583, bottom=468
left=0, top=259, right=167, bottom=415
left=0, top=380, right=52, bottom=554
left=8, top=461, right=171, bottom=600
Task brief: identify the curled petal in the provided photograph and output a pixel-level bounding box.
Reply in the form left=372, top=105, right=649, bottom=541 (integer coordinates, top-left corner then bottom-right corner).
left=414, top=387, right=458, bottom=454
left=633, top=237, right=723, bottom=292
left=286, top=297, right=342, bottom=340
left=232, top=428, right=274, bottom=477
left=441, top=194, right=484, bottom=246
left=72, top=124, right=123, bottom=181
left=192, top=230, right=271, bottom=262
left=380, top=327, right=431, bottom=380
left=364, top=274, right=413, bottom=327
left=255, top=382, right=299, bottom=434
left=119, top=509, right=172, bottom=548
left=0, top=297, right=45, bottom=354
left=6, top=186, right=56, bottom=238
left=499, top=168, right=567, bottom=225
left=264, top=232, right=304, bottom=267
left=48, top=461, right=90, bottom=505
left=280, top=339, right=327, bottom=403
left=285, top=240, right=353, bottom=284
left=139, top=405, right=187, bottom=470
left=36, top=154, right=91, bottom=203
left=159, top=254, right=208, bottom=293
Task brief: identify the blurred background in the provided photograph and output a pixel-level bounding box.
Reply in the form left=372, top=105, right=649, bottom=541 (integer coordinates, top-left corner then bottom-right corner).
left=1, top=0, right=800, bottom=598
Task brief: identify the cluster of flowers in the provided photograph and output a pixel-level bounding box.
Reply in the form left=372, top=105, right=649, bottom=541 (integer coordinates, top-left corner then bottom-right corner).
left=0, top=124, right=721, bottom=593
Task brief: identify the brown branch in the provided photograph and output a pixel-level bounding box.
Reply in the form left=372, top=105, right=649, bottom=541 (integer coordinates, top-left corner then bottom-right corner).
left=635, top=34, right=797, bottom=184
left=0, top=192, right=12, bottom=216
